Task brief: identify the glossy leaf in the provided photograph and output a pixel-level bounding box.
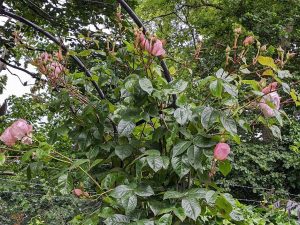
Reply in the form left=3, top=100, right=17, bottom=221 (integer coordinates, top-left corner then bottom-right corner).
left=157, top=213, right=172, bottom=225
left=146, top=155, right=164, bottom=172
left=220, top=115, right=237, bottom=135
left=117, top=120, right=136, bottom=137
left=181, top=198, right=201, bottom=221
left=139, top=78, right=154, bottom=94
left=172, top=141, right=192, bottom=157
left=219, top=160, right=232, bottom=176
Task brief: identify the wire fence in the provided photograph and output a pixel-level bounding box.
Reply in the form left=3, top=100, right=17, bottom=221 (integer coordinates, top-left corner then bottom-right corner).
left=0, top=177, right=102, bottom=200
left=216, top=182, right=300, bottom=200
left=1, top=177, right=299, bottom=202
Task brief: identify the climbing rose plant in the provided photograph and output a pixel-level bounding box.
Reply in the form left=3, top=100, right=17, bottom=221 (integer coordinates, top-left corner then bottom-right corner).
left=0, top=10, right=298, bottom=223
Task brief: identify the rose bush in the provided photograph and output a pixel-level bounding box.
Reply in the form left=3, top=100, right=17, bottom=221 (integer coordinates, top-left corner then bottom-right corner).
left=0, top=1, right=299, bottom=224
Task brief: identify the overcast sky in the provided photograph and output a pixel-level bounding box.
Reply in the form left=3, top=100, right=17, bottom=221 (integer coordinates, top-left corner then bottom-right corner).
left=0, top=66, right=36, bottom=104
left=0, top=15, right=34, bottom=104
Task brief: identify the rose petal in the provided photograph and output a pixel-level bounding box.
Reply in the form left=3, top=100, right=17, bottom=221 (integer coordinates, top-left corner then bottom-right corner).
left=214, top=143, right=230, bottom=161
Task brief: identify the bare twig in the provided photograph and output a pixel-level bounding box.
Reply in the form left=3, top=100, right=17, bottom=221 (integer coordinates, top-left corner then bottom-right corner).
left=0, top=58, right=45, bottom=81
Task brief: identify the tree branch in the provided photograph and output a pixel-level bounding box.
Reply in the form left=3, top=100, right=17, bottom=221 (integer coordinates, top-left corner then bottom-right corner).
left=0, top=7, right=106, bottom=99
left=0, top=58, right=45, bottom=81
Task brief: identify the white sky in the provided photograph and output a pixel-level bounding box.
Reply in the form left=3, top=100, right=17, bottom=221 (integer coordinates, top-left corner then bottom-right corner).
left=0, top=66, right=35, bottom=103
left=0, top=16, right=35, bottom=104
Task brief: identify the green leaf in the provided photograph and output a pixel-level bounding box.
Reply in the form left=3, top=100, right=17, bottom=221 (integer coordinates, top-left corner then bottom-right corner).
left=139, top=78, right=154, bottom=94
left=101, top=173, right=124, bottom=190
left=174, top=107, right=191, bottom=125
left=219, top=160, right=232, bottom=176
left=148, top=200, right=173, bottom=216
left=146, top=155, right=164, bottom=172
left=186, top=188, right=208, bottom=199
left=69, top=159, right=89, bottom=170
left=115, top=145, right=133, bottom=160
left=216, top=195, right=233, bottom=215
left=242, top=80, right=260, bottom=90
left=78, top=49, right=92, bottom=57
left=117, top=120, right=136, bottom=137
left=135, top=185, right=154, bottom=197
left=173, top=207, right=186, bottom=222
left=216, top=68, right=228, bottom=78
left=172, top=141, right=192, bottom=157
left=187, top=145, right=202, bottom=170
left=240, top=68, right=251, bottom=74
left=171, top=156, right=190, bottom=178
left=169, top=66, right=176, bottom=75
left=98, top=207, right=115, bottom=219
left=58, top=173, right=73, bottom=195
left=161, top=156, right=170, bottom=169
left=172, top=80, right=188, bottom=93
left=121, top=194, right=137, bottom=213
left=209, top=79, right=223, bottom=98
left=90, top=159, right=104, bottom=169
left=223, top=83, right=238, bottom=97
left=201, top=106, right=217, bottom=129
left=104, top=214, right=129, bottom=225
left=157, top=214, right=172, bottom=225
left=282, top=82, right=290, bottom=94
left=0, top=153, right=5, bottom=165
left=176, top=94, right=188, bottom=107
left=181, top=198, right=201, bottom=221
left=230, top=210, right=244, bottom=221
left=205, top=190, right=217, bottom=205
left=278, top=70, right=292, bottom=78
left=257, top=56, right=277, bottom=70
left=35, top=147, right=51, bottom=160
left=270, top=125, right=281, bottom=139
left=274, top=111, right=283, bottom=127
left=144, top=150, right=160, bottom=156
left=111, top=185, right=133, bottom=199
left=163, top=191, right=184, bottom=200
left=135, top=220, right=155, bottom=225
left=193, top=135, right=216, bottom=148
left=220, top=115, right=237, bottom=135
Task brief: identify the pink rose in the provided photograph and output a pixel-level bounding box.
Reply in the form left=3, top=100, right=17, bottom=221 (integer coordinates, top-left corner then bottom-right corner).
left=0, top=128, right=17, bottom=146
left=135, top=31, right=166, bottom=57
left=9, top=119, right=32, bottom=140
left=262, top=82, right=278, bottom=94
left=49, top=62, right=64, bottom=78
left=150, top=39, right=166, bottom=57
left=73, top=188, right=83, bottom=197
left=40, top=52, right=52, bottom=64
left=243, top=36, right=255, bottom=46
left=72, top=189, right=89, bottom=198
left=138, top=33, right=151, bottom=51
left=214, top=143, right=230, bottom=161
left=21, top=133, right=33, bottom=145
left=0, top=119, right=33, bottom=146
left=259, top=92, right=280, bottom=117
